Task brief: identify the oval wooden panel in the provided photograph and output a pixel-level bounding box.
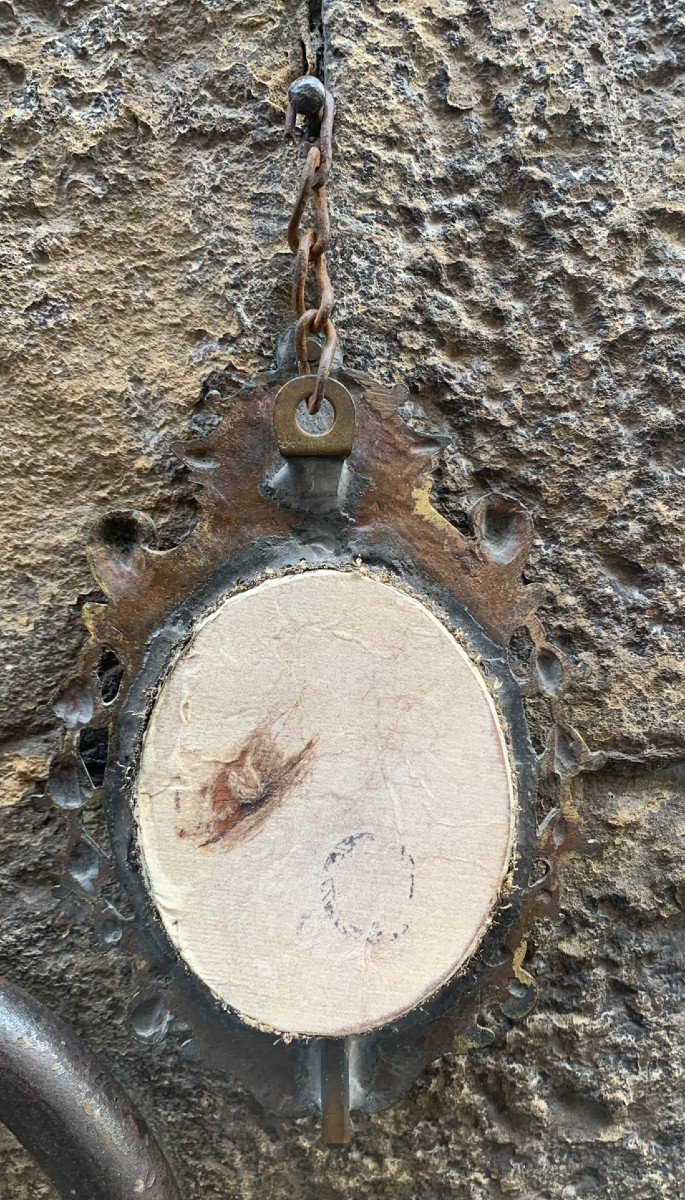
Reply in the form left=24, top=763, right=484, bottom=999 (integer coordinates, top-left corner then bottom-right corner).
left=136, top=570, right=516, bottom=1037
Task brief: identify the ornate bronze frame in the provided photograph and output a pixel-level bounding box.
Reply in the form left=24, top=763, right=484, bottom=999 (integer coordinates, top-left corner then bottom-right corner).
left=50, top=368, right=593, bottom=1140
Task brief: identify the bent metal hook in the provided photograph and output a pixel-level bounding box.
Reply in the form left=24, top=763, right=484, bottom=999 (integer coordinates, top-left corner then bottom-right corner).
left=0, top=976, right=181, bottom=1200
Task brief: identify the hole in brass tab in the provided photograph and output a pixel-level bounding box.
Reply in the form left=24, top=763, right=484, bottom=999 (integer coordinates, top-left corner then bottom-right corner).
left=295, top=397, right=335, bottom=435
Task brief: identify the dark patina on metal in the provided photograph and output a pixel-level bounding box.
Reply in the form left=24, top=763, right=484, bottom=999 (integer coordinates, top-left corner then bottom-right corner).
left=0, top=977, right=180, bottom=1200
left=283, top=75, right=338, bottom=417
left=50, top=370, right=594, bottom=1142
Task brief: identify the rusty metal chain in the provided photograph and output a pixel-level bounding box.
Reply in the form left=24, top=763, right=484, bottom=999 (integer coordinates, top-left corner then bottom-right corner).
left=284, top=76, right=338, bottom=415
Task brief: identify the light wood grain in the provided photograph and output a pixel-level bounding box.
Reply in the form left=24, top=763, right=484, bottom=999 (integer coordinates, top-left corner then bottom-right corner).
left=136, top=570, right=516, bottom=1037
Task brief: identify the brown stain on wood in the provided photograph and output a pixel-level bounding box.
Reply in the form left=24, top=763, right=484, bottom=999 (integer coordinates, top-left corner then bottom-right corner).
left=182, top=724, right=317, bottom=850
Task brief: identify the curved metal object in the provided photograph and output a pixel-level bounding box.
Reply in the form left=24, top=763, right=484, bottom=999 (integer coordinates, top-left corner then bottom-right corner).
left=0, top=977, right=181, bottom=1200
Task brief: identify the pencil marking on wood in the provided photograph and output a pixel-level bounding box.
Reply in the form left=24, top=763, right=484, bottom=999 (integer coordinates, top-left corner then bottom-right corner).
left=321, top=833, right=415, bottom=944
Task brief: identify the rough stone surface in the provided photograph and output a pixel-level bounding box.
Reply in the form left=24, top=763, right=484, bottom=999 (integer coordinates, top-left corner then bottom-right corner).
left=1, top=1, right=683, bottom=1198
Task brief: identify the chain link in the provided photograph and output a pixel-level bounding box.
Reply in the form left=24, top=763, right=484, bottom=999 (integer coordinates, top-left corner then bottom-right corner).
left=284, top=77, right=338, bottom=415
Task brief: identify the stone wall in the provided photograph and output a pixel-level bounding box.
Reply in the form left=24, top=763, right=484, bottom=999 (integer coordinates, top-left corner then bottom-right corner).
left=1, top=1, right=683, bottom=1197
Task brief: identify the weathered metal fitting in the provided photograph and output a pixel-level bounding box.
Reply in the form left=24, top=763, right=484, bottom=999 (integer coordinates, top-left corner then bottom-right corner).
left=0, top=977, right=181, bottom=1200
left=288, top=75, right=326, bottom=118
left=273, top=376, right=354, bottom=458
left=275, top=326, right=344, bottom=375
